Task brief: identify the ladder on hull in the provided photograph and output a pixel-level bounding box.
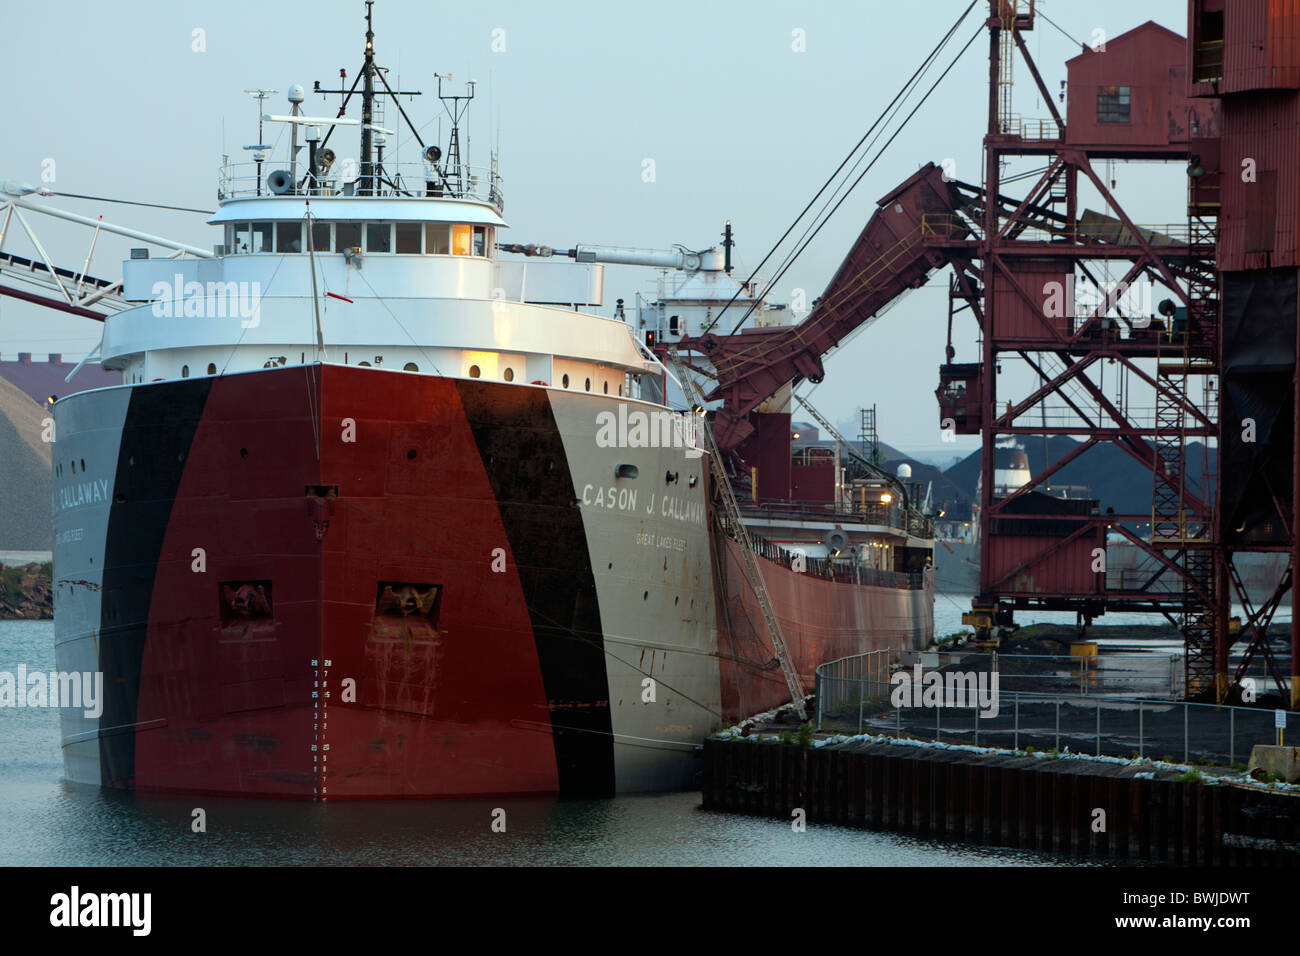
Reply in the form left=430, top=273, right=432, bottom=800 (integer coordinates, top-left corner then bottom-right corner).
left=667, top=349, right=808, bottom=720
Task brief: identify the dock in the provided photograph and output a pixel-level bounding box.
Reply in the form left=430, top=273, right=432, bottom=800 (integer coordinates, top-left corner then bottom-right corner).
left=702, top=736, right=1300, bottom=864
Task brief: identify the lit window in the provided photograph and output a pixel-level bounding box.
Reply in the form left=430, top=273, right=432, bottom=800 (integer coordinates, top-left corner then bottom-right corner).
left=451, top=224, right=473, bottom=256
left=425, top=223, right=450, bottom=254
left=469, top=364, right=481, bottom=378
left=1097, top=86, right=1131, bottom=124
left=395, top=223, right=421, bottom=254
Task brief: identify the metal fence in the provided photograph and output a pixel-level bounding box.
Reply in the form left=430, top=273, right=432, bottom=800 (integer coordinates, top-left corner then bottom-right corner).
left=816, top=649, right=1283, bottom=767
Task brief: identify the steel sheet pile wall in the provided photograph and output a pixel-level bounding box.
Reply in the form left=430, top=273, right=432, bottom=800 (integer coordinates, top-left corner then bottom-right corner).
left=703, top=739, right=1300, bottom=864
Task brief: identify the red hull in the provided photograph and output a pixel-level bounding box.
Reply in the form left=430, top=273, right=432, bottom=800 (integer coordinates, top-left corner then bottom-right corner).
left=125, top=366, right=607, bottom=798
left=714, top=536, right=933, bottom=719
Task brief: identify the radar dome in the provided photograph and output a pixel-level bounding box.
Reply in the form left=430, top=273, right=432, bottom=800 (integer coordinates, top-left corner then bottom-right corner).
left=896, top=463, right=913, bottom=479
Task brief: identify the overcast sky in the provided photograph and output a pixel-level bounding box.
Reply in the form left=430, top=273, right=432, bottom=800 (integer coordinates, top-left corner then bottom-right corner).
left=1, top=0, right=1189, bottom=461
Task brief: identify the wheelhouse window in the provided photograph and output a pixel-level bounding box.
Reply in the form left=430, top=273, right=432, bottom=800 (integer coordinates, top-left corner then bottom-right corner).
left=232, top=223, right=252, bottom=254
left=472, top=226, right=489, bottom=257
left=395, top=223, right=422, bottom=254
left=366, top=223, right=392, bottom=253
left=310, top=222, right=332, bottom=253
left=276, top=222, right=302, bottom=253
left=336, top=222, right=362, bottom=251
left=1097, top=86, right=1131, bottom=124
left=251, top=222, right=273, bottom=253
left=425, top=223, right=450, bottom=254
left=451, top=224, right=472, bottom=257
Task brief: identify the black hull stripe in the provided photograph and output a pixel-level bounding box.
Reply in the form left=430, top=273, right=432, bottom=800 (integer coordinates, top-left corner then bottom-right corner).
left=456, top=382, right=616, bottom=797
left=98, top=379, right=213, bottom=788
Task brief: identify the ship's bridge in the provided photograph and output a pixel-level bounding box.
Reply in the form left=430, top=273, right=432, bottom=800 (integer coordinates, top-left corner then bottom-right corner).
left=200, top=190, right=507, bottom=301
left=98, top=185, right=657, bottom=394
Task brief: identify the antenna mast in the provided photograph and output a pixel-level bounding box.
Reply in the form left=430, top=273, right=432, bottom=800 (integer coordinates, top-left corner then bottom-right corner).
left=310, top=2, right=421, bottom=196
left=242, top=89, right=276, bottom=195
left=436, top=74, right=475, bottom=198
left=360, top=1, right=375, bottom=194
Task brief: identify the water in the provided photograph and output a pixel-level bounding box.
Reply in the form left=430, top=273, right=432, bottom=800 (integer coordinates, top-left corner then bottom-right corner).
left=935, top=591, right=1290, bottom=648
left=0, top=619, right=1066, bottom=866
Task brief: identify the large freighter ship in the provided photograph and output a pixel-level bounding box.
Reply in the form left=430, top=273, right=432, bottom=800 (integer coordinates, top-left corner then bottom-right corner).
left=39, top=8, right=934, bottom=799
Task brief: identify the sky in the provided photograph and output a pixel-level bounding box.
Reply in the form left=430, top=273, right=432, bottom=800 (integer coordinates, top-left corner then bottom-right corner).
left=0, top=0, right=1191, bottom=462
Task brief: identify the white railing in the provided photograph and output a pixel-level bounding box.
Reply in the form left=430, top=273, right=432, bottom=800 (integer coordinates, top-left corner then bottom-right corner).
left=217, top=161, right=504, bottom=210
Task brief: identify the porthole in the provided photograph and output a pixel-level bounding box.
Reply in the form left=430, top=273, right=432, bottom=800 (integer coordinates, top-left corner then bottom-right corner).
left=503, top=368, right=514, bottom=382
left=562, top=374, right=570, bottom=388
left=469, top=365, right=481, bottom=379
left=181, top=364, right=190, bottom=378
left=407, top=449, right=417, bottom=460
left=207, top=363, right=216, bottom=375
left=404, top=362, right=418, bottom=372
left=585, top=378, right=591, bottom=392
left=239, top=447, right=249, bottom=459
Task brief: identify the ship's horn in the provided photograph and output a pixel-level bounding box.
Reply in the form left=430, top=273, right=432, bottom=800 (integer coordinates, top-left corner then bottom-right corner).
left=267, top=169, right=294, bottom=195
left=317, top=148, right=336, bottom=174
left=826, top=530, right=849, bottom=554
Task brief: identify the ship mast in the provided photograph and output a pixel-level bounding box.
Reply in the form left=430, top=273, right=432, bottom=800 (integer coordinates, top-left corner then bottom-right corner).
left=360, top=1, right=375, bottom=194
left=311, top=1, right=423, bottom=196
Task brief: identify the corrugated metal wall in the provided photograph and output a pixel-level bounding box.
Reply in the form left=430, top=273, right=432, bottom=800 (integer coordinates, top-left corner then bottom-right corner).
left=985, top=535, right=1101, bottom=596
left=992, top=258, right=1072, bottom=340
left=1217, top=91, right=1300, bottom=270
left=1205, top=0, right=1300, bottom=92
